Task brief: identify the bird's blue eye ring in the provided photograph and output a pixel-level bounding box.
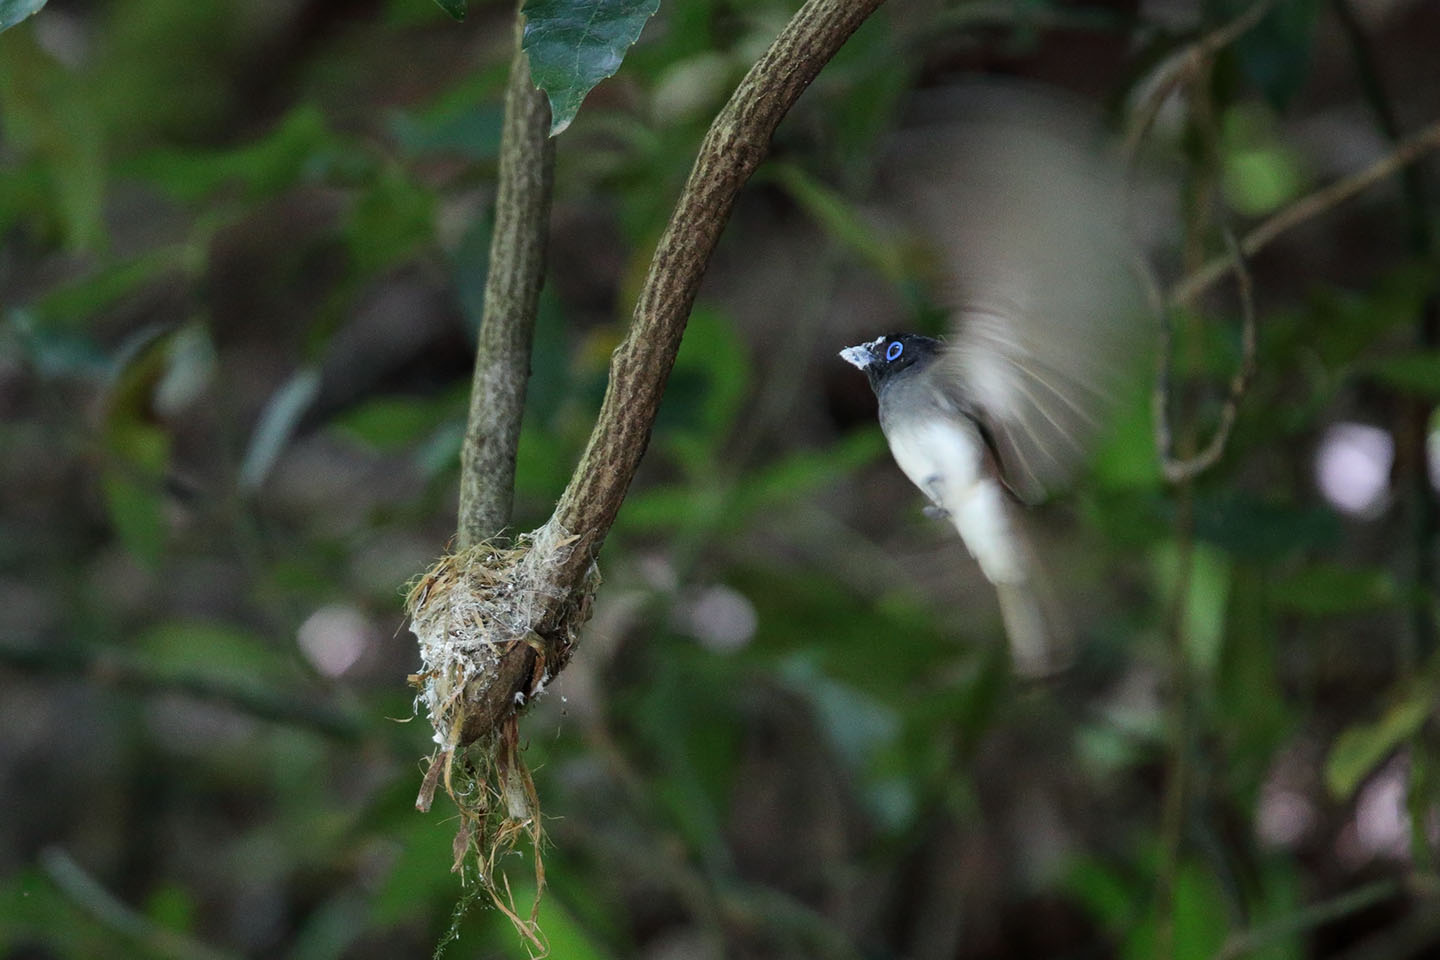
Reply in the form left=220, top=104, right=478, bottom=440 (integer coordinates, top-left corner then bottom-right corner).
left=885, top=341, right=903, bottom=361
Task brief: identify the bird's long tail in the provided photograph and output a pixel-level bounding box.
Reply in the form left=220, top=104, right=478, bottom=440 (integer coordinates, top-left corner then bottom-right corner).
left=994, top=575, right=1072, bottom=677
left=949, top=483, right=1073, bottom=676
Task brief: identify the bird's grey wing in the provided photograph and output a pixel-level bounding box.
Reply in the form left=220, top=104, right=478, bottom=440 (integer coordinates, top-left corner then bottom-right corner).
left=944, top=298, right=1130, bottom=504
left=894, top=84, right=1143, bottom=502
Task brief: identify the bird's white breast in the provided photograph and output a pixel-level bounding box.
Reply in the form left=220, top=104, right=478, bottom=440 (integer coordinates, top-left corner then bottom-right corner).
left=885, top=418, right=985, bottom=504
left=884, top=417, right=1025, bottom=584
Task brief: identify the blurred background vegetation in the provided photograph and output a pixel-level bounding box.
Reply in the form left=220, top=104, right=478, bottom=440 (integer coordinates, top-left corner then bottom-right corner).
left=3, top=0, right=1440, bottom=957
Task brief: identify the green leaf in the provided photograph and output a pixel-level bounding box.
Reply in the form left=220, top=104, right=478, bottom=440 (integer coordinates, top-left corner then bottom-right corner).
left=134, top=620, right=304, bottom=686
left=0, top=0, right=46, bottom=33
left=1367, top=352, right=1440, bottom=399
left=499, top=887, right=614, bottom=960
left=128, top=104, right=337, bottom=203
left=765, top=162, right=910, bottom=284
left=101, top=467, right=166, bottom=567
left=1193, top=493, right=1340, bottom=561
left=331, top=392, right=460, bottom=453
left=1270, top=563, right=1395, bottom=616
left=431, top=0, right=464, bottom=20
left=289, top=893, right=370, bottom=960
left=0, top=27, right=106, bottom=249
left=1221, top=104, right=1307, bottom=217
left=101, top=341, right=173, bottom=565
left=1326, top=682, right=1437, bottom=800
left=1224, top=147, right=1305, bottom=216
left=25, top=250, right=179, bottom=330
left=522, top=0, right=662, bottom=136
left=657, top=305, right=749, bottom=458
left=388, top=103, right=502, bottom=160
left=345, top=166, right=435, bottom=274
left=370, top=816, right=460, bottom=926
left=1066, top=857, right=1140, bottom=936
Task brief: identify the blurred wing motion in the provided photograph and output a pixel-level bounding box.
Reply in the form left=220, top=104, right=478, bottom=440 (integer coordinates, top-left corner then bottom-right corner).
left=898, top=85, right=1143, bottom=502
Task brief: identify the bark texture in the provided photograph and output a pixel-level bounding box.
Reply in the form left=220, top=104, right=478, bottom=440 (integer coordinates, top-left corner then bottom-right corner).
left=456, top=26, right=556, bottom=549
left=547, top=0, right=888, bottom=580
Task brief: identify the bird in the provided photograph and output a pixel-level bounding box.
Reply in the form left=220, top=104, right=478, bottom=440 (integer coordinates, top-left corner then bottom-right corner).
left=840, top=84, right=1143, bottom=675
left=841, top=331, right=1070, bottom=675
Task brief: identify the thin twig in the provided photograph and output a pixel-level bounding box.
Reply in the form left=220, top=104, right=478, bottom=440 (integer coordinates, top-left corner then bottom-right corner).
left=1214, top=879, right=1404, bottom=960
left=1170, top=119, right=1440, bottom=306
left=0, top=642, right=366, bottom=740
left=1124, top=0, right=1278, bottom=161
left=456, top=9, right=556, bottom=549
left=41, top=848, right=238, bottom=960
left=1155, top=70, right=1222, bottom=959
left=1158, top=228, right=1258, bottom=483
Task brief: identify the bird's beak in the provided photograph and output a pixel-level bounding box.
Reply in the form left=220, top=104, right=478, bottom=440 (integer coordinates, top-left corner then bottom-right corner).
left=839, top=337, right=885, bottom=370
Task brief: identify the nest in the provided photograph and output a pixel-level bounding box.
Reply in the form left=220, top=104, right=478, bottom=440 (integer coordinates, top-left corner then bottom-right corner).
left=407, top=521, right=591, bottom=753
left=404, top=521, right=597, bottom=957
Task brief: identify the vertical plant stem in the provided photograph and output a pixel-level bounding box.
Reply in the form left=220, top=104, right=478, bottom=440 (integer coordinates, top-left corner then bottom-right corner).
left=1157, top=486, right=1195, bottom=960
left=1157, top=64, right=1218, bottom=960
left=1331, top=0, right=1437, bottom=664
left=1332, top=0, right=1440, bottom=870
left=456, top=11, right=556, bottom=549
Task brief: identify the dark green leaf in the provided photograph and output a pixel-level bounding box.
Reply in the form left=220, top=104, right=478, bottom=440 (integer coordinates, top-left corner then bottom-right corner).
left=345, top=167, right=435, bottom=274
left=431, top=0, right=464, bottom=20
left=0, top=0, right=46, bottom=32
left=128, top=104, right=338, bottom=203
left=370, top=817, right=461, bottom=926
left=522, top=0, right=661, bottom=135
left=289, top=893, right=369, bottom=960
left=24, top=250, right=178, bottom=330
left=388, top=103, right=502, bottom=160
left=101, top=467, right=166, bottom=567
left=1367, top=353, right=1440, bottom=399
left=1193, top=493, right=1340, bottom=560
left=0, top=27, right=106, bottom=249
left=1222, top=0, right=1319, bottom=110
left=1270, top=563, right=1395, bottom=616
left=331, top=392, right=461, bottom=453
left=102, top=348, right=172, bottom=565
left=134, top=621, right=303, bottom=687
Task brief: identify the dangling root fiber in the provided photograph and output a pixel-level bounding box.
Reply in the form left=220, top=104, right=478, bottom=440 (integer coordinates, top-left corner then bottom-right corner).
left=405, top=522, right=598, bottom=956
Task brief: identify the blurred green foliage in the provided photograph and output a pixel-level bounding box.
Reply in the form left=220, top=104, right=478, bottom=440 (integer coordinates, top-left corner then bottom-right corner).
left=2, top=0, right=1439, bottom=958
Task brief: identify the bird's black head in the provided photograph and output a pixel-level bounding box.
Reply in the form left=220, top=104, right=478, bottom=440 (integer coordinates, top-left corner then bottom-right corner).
left=839, top=333, right=941, bottom=392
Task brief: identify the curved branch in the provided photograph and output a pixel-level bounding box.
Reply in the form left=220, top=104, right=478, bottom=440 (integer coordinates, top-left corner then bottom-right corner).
left=1170, top=119, right=1440, bottom=306
left=0, top=641, right=365, bottom=740
left=549, top=0, right=888, bottom=569
left=458, top=0, right=889, bottom=742
left=1123, top=0, right=1277, bottom=162
left=1156, top=227, right=1258, bottom=484
left=456, top=16, right=556, bottom=549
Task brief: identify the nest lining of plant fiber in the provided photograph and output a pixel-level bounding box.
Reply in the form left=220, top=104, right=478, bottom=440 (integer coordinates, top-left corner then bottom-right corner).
left=406, top=521, right=595, bottom=758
